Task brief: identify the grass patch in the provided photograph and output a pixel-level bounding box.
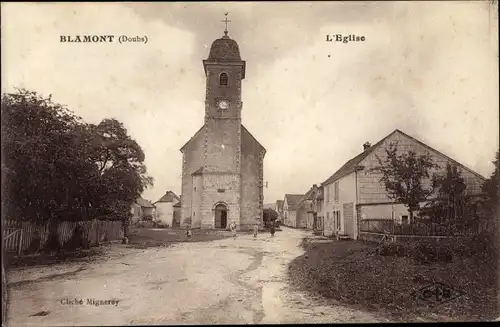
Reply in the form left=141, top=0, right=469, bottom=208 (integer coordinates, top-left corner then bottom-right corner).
left=288, top=237, right=497, bottom=322
left=126, top=228, right=232, bottom=249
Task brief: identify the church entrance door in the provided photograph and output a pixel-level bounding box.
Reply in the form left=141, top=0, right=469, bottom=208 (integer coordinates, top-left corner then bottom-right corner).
left=214, top=204, right=228, bottom=229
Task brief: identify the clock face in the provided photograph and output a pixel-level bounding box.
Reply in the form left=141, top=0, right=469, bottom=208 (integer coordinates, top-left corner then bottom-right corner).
left=218, top=100, right=229, bottom=110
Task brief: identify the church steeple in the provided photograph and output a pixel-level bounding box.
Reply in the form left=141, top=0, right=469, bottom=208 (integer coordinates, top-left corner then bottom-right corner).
left=203, top=15, right=246, bottom=120
left=222, top=12, right=231, bottom=38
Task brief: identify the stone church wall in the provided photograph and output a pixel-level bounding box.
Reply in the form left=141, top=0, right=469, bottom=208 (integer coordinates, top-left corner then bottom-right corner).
left=191, top=174, right=203, bottom=228
left=240, top=129, right=265, bottom=231
left=240, top=153, right=260, bottom=230
left=181, top=127, right=205, bottom=227
left=201, top=173, right=241, bottom=229
left=204, top=119, right=241, bottom=172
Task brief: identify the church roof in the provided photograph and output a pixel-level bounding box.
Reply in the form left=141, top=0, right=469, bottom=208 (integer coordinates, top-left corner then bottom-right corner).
left=180, top=125, right=204, bottom=152
left=181, top=125, right=265, bottom=155
left=208, top=35, right=241, bottom=61
left=241, top=125, right=266, bottom=155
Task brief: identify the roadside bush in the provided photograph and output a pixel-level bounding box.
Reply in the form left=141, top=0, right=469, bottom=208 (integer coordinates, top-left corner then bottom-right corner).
left=378, top=242, right=405, bottom=257
left=378, top=241, right=453, bottom=263
left=63, top=225, right=89, bottom=251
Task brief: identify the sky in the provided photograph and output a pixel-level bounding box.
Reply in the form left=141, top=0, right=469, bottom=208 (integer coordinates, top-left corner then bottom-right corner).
left=2, top=2, right=499, bottom=204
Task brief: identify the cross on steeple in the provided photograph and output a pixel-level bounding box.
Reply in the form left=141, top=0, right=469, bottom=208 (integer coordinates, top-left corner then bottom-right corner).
left=221, top=12, right=231, bottom=36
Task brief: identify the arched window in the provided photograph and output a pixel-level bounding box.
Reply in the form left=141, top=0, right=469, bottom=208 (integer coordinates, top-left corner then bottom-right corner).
left=219, top=73, right=228, bottom=86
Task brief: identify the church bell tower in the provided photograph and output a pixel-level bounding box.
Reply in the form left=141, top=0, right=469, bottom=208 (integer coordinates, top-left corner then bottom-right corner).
left=202, top=17, right=246, bottom=173
left=180, top=14, right=265, bottom=231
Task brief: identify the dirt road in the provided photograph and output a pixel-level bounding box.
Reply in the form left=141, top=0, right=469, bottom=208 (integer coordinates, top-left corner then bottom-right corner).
left=6, top=227, right=383, bottom=326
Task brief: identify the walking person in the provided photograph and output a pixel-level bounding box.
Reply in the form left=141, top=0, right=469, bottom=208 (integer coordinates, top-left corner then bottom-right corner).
left=253, top=221, right=259, bottom=238
left=186, top=226, right=192, bottom=241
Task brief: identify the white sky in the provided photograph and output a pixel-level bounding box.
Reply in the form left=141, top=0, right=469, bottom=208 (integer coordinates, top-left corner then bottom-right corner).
left=2, top=2, right=498, bottom=204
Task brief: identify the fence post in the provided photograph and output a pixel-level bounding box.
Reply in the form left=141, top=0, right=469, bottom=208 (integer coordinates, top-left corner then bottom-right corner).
left=17, top=230, right=23, bottom=256
left=95, top=219, right=99, bottom=246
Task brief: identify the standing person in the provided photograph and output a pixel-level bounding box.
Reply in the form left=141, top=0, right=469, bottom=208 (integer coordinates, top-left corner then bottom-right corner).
left=230, top=220, right=237, bottom=239
left=253, top=221, right=259, bottom=238
left=186, top=226, right=192, bottom=241
left=270, top=220, right=276, bottom=237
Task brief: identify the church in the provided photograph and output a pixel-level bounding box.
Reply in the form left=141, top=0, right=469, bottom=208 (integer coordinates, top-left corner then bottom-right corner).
left=180, top=23, right=266, bottom=231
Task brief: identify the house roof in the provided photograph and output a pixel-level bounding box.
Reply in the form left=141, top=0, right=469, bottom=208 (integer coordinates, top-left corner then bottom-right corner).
left=155, top=191, right=180, bottom=204
left=303, top=187, right=316, bottom=201
left=284, top=194, right=304, bottom=210
left=296, top=185, right=319, bottom=207
left=322, top=137, right=387, bottom=186
left=394, top=129, right=486, bottom=181
left=263, top=203, right=274, bottom=210
left=276, top=200, right=284, bottom=210
left=136, top=197, right=155, bottom=208
left=173, top=202, right=181, bottom=208
left=322, top=129, right=486, bottom=186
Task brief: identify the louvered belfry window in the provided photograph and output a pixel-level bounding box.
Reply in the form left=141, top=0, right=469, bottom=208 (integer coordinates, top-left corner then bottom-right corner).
left=219, top=73, right=228, bottom=86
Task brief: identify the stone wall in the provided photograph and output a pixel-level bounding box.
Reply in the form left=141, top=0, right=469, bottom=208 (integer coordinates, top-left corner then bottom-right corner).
left=204, top=64, right=243, bottom=120
left=201, top=173, right=241, bottom=229
left=191, top=174, right=203, bottom=228
left=240, top=129, right=265, bottom=230
left=204, top=118, right=241, bottom=172
left=181, top=127, right=205, bottom=226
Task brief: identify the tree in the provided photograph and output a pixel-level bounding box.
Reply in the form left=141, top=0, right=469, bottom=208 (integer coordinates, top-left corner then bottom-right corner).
left=370, top=142, right=438, bottom=222
left=1, top=89, right=98, bottom=251
left=88, top=119, right=153, bottom=237
left=483, top=151, right=499, bottom=205
left=431, top=163, right=468, bottom=222
left=1, top=89, right=153, bottom=250
left=263, top=208, right=278, bottom=227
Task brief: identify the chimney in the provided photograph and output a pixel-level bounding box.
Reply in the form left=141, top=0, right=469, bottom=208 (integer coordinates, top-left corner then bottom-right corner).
left=363, top=142, right=371, bottom=151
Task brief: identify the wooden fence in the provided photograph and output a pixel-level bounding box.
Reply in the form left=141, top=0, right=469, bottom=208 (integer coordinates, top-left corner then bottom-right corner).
left=3, top=219, right=124, bottom=254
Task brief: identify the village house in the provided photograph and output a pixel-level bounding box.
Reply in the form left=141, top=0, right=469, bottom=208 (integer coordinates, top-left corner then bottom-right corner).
left=263, top=203, right=275, bottom=210
left=295, top=187, right=314, bottom=229
left=311, top=185, right=325, bottom=234
left=294, top=184, right=324, bottom=231
left=320, top=129, right=486, bottom=240
left=275, top=200, right=284, bottom=223
left=154, top=191, right=181, bottom=228
left=130, top=197, right=156, bottom=223
left=283, top=194, right=304, bottom=227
